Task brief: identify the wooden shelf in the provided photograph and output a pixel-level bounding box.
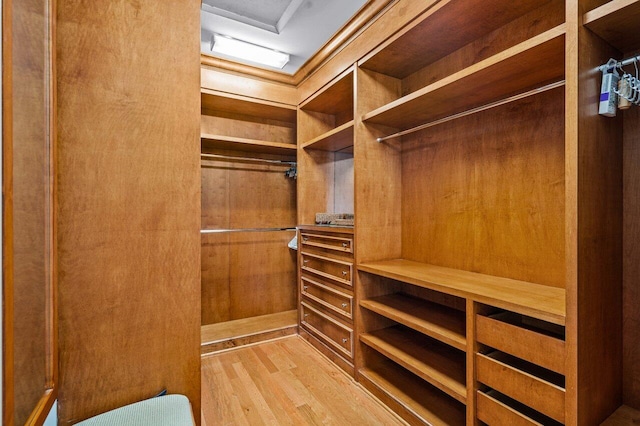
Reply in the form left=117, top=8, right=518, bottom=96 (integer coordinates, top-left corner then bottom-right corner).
left=602, top=405, right=640, bottom=425
left=359, top=0, right=551, bottom=79
left=359, top=361, right=466, bottom=426
left=300, top=66, right=354, bottom=116
left=360, top=293, right=466, bottom=351
left=360, top=326, right=466, bottom=403
left=201, top=134, right=297, bottom=157
left=301, top=121, right=354, bottom=152
left=357, top=259, right=566, bottom=326
left=362, top=26, right=565, bottom=131
left=584, top=0, right=640, bottom=52
left=201, top=89, right=297, bottom=123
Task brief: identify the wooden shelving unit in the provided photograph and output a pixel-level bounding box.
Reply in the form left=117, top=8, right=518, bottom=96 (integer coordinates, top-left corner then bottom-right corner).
left=299, top=67, right=354, bottom=151
left=359, top=360, right=466, bottom=426
left=201, top=134, right=297, bottom=156
left=361, top=26, right=565, bottom=131
left=584, top=0, right=640, bottom=52
left=358, top=259, right=566, bottom=326
left=201, top=89, right=297, bottom=155
left=201, top=89, right=297, bottom=123
left=300, top=120, right=354, bottom=152
left=360, top=326, right=466, bottom=403
left=358, top=0, right=553, bottom=79
left=360, top=293, right=466, bottom=351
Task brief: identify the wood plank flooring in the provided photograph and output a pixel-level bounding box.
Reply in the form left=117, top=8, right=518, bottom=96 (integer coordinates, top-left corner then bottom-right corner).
left=201, top=311, right=298, bottom=355
left=201, top=336, right=407, bottom=425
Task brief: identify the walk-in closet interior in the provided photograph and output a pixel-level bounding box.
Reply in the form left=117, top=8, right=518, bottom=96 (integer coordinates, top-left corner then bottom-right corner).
left=4, top=0, right=640, bottom=424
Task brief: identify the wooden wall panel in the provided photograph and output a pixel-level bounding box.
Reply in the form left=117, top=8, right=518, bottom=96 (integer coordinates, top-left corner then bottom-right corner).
left=201, top=157, right=297, bottom=325
left=56, top=0, right=201, bottom=423
left=565, top=8, right=623, bottom=422
left=401, top=88, right=565, bottom=288
left=201, top=66, right=297, bottom=105
left=623, top=104, right=640, bottom=409
left=10, top=0, right=50, bottom=423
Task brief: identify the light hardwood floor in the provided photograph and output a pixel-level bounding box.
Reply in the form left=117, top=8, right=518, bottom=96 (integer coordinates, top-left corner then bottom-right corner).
left=201, top=336, right=407, bottom=425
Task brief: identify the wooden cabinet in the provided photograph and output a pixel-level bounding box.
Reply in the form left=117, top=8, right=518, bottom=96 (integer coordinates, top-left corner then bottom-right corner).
left=298, top=226, right=355, bottom=376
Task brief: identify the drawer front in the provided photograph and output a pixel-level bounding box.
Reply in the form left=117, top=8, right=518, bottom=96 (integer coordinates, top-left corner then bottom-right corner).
left=301, top=302, right=353, bottom=358
left=301, top=252, right=352, bottom=285
left=476, top=391, right=543, bottom=426
left=476, top=353, right=565, bottom=423
left=300, top=232, right=353, bottom=254
left=476, top=314, right=565, bottom=374
left=301, top=276, right=353, bottom=319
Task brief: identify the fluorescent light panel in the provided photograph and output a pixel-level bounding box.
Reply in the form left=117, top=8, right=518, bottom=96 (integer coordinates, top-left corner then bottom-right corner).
left=210, top=34, right=290, bottom=69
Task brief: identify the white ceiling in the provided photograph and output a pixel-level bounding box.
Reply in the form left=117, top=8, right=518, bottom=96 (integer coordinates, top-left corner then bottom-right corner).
left=201, top=0, right=368, bottom=75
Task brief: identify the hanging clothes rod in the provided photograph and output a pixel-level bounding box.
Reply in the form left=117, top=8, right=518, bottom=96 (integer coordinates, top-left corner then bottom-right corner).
left=201, top=153, right=296, bottom=165
left=377, top=80, right=566, bottom=143
left=599, top=55, right=640, bottom=72
left=200, top=227, right=296, bottom=234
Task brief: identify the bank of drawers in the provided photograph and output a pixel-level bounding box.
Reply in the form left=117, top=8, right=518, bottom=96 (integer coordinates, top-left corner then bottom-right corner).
left=475, top=310, right=566, bottom=425
left=298, top=227, right=354, bottom=374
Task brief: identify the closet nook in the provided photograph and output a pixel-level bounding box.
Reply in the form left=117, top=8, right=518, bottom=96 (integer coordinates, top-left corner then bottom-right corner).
left=198, top=0, right=637, bottom=423
left=200, top=83, right=299, bottom=353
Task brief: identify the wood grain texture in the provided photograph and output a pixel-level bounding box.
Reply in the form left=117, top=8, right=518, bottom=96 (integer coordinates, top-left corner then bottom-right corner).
left=361, top=326, right=467, bottom=403
left=623, top=91, right=640, bottom=408
left=200, top=66, right=297, bottom=105
left=56, top=0, right=201, bottom=423
left=565, top=6, right=624, bottom=423
left=401, top=88, right=565, bottom=289
left=476, top=352, right=566, bottom=423
left=363, top=27, right=566, bottom=130
left=601, top=405, right=640, bottom=425
left=9, top=0, right=54, bottom=424
left=358, top=259, right=566, bottom=325
left=476, top=314, right=565, bottom=375
left=201, top=336, right=404, bottom=426
left=360, top=293, right=466, bottom=350
left=402, top=0, right=565, bottom=97
left=584, top=0, right=640, bottom=52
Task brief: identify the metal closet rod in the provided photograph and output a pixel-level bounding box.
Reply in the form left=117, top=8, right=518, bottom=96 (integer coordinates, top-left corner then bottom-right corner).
left=376, top=80, right=566, bottom=143
left=599, top=55, right=640, bottom=72
left=200, top=153, right=296, bottom=165
left=201, top=227, right=296, bottom=234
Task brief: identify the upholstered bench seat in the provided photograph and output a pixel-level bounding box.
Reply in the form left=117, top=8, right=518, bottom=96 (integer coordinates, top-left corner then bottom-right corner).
left=75, top=395, right=194, bottom=426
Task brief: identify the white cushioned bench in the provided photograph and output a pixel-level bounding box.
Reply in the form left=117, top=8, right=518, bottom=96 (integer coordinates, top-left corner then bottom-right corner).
left=75, top=395, right=194, bottom=426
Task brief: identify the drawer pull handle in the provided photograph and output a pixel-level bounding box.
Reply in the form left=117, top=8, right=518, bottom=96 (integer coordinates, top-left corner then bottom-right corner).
left=304, top=313, right=309, bottom=318
left=342, top=271, right=348, bottom=276
left=342, top=242, right=348, bottom=248
left=303, top=286, right=308, bottom=291
left=303, top=237, right=308, bottom=242
left=303, top=260, right=310, bottom=264
left=342, top=338, right=349, bottom=343
left=341, top=303, right=348, bottom=308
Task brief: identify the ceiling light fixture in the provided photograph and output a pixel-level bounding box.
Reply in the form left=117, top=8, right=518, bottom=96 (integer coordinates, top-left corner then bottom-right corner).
left=210, top=33, right=290, bottom=69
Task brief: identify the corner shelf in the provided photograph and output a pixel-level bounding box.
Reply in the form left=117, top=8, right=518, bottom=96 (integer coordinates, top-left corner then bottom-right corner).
left=359, top=360, right=466, bottom=426
left=300, top=120, right=354, bottom=151
left=201, top=134, right=297, bottom=157
left=360, top=293, right=466, bottom=351
left=360, top=326, right=466, bottom=403
left=361, top=25, right=565, bottom=131
left=357, top=259, right=566, bottom=326
left=201, top=89, right=297, bottom=124
left=584, top=0, right=640, bottom=52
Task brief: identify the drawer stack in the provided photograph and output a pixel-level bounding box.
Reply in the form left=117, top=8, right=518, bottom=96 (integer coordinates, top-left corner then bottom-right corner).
left=475, top=310, right=566, bottom=425
left=298, top=226, right=355, bottom=376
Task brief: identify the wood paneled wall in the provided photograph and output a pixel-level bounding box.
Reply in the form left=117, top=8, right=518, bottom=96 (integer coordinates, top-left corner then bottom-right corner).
left=56, top=1, right=201, bottom=423
left=401, top=89, right=565, bottom=288
left=201, top=155, right=297, bottom=325
left=624, top=98, right=640, bottom=408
